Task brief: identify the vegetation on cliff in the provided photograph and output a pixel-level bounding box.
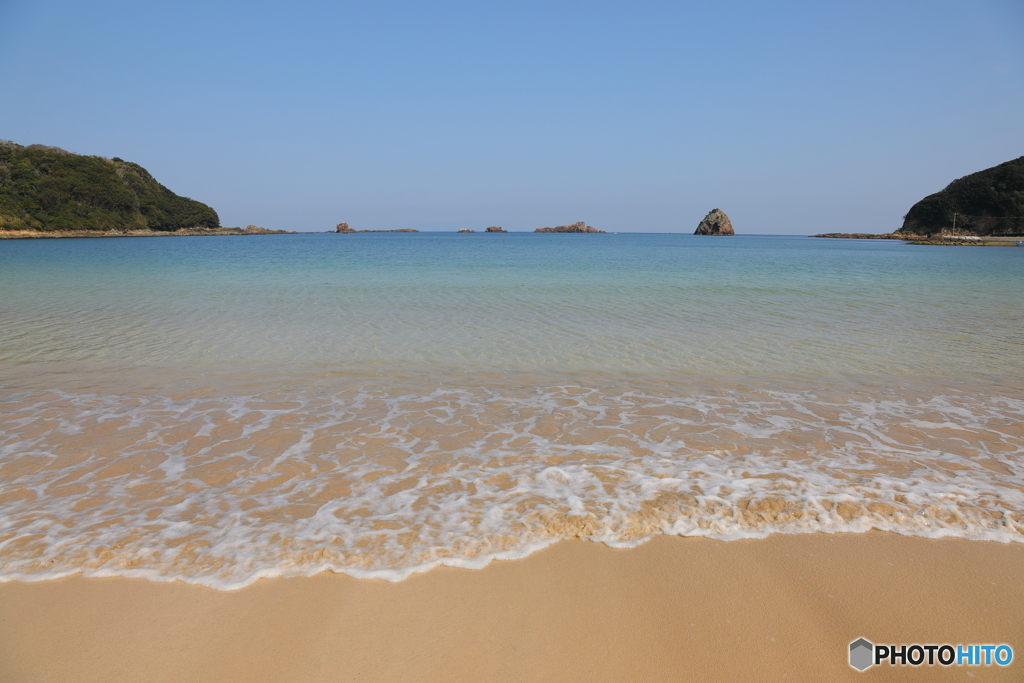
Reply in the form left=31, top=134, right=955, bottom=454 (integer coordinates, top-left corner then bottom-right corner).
left=0, top=141, right=219, bottom=232
left=900, top=156, right=1024, bottom=236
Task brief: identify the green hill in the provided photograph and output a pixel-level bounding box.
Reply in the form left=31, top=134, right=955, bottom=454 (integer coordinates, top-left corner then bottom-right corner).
left=0, top=141, right=219, bottom=232
left=899, top=156, right=1024, bottom=236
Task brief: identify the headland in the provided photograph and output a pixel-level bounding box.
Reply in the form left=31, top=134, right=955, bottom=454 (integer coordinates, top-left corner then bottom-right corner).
left=0, top=140, right=221, bottom=234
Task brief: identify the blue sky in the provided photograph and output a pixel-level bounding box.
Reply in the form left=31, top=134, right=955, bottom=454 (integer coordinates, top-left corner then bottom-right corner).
left=1, top=0, right=1022, bottom=233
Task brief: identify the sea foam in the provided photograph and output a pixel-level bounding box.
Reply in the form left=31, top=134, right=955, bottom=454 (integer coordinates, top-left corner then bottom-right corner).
left=1, top=380, right=1021, bottom=589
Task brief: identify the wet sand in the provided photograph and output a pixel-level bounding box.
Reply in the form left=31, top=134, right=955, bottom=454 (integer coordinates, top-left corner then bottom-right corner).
left=1, top=532, right=1021, bottom=682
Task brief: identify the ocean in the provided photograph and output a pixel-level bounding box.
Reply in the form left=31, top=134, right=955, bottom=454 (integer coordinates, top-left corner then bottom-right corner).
left=1, top=232, right=1022, bottom=588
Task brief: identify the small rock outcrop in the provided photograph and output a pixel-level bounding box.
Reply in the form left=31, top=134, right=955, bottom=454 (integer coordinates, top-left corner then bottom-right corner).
left=457, top=228, right=476, bottom=233
left=534, top=221, right=605, bottom=233
left=485, top=226, right=507, bottom=233
left=811, top=233, right=905, bottom=240
left=694, top=209, right=734, bottom=235
left=334, top=222, right=418, bottom=233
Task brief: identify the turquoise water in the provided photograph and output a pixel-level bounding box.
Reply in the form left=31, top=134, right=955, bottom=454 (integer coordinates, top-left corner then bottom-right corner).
left=1, top=234, right=1023, bottom=588
left=2, top=233, right=1022, bottom=379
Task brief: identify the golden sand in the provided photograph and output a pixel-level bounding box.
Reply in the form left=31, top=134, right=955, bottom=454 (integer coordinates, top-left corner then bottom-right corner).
left=1, top=533, right=1021, bottom=682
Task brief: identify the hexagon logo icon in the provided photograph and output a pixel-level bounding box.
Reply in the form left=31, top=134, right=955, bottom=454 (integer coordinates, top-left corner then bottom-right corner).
left=849, top=638, right=874, bottom=671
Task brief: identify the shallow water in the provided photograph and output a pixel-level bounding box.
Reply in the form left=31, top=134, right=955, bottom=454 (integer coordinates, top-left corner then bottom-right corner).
left=1, top=233, right=1022, bottom=587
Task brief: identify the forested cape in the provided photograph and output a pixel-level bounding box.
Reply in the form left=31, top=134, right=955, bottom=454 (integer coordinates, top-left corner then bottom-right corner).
left=900, top=156, right=1024, bottom=235
left=0, top=141, right=219, bottom=232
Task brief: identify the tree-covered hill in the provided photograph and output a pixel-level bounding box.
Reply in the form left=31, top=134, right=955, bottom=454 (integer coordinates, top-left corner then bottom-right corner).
left=0, top=141, right=219, bottom=232
left=899, top=156, right=1024, bottom=236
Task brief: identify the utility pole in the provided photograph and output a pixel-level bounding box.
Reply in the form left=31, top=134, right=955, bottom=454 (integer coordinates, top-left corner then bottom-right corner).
left=951, top=212, right=957, bottom=239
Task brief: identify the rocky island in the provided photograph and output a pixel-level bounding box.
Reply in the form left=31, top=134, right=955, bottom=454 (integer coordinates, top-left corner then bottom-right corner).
left=485, top=226, right=507, bottom=233
left=694, top=209, right=734, bottom=235
left=335, top=222, right=418, bottom=233
left=534, top=221, right=604, bottom=233
left=0, top=140, right=225, bottom=235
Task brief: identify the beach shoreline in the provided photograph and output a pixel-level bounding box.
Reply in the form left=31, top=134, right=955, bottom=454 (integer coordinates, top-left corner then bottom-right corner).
left=2, top=233, right=1022, bottom=680
left=1, top=532, right=1020, bottom=682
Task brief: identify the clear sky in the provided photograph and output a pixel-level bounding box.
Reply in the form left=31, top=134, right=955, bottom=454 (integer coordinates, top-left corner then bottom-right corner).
left=1, top=0, right=1022, bottom=233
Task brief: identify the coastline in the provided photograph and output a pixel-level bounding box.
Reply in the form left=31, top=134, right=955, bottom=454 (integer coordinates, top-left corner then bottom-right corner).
left=812, top=232, right=1023, bottom=246
left=0, top=227, right=293, bottom=239
left=1, top=532, right=1020, bottom=682
left=810, top=232, right=909, bottom=239
left=2, top=371, right=1022, bottom=590
left=909, top=236, right=1023, bottom=246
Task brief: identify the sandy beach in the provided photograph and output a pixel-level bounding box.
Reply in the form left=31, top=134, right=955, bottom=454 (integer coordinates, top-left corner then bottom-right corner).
left=1, top=532, right=1020, bottom=682
left=3, top=235, right=1023, bottom=681
left=4, top=0, right=1024, bottom=676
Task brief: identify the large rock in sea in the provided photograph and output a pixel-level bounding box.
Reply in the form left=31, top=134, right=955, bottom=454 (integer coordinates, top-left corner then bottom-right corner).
left=485, top=226, right=507, bottom=233
left=336, top=222, right=352, bottom=233
left=899, top=156, right=1024, bottom=236
left=694, top=209, right=734, bottom=235
left=534, top=221, right=605, bottom=233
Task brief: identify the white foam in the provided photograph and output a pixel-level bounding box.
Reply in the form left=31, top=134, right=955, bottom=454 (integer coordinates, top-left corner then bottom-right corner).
left=1, top=382, right=1022, bottom=590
